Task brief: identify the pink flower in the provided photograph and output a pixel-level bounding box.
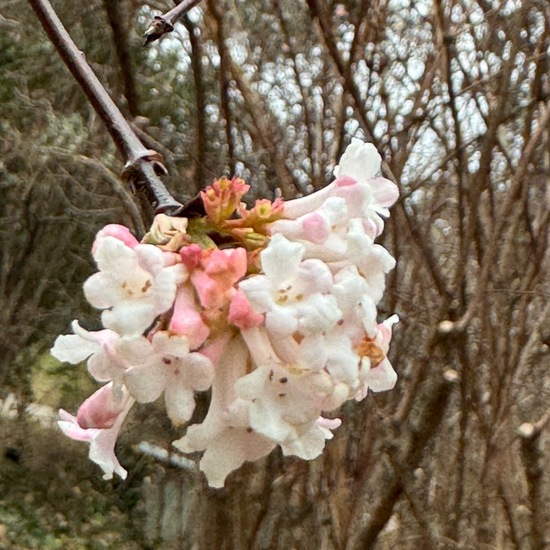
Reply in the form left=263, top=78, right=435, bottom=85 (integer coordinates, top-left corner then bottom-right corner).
left=191, top=248, right=247, bottom=310
left=169, top=285, right=210, bottom=350
left=201, top=177, right=250, bottom=225
left=58, top=383, right=134, bottom=480
left=228, top=290, right=264, bottom=329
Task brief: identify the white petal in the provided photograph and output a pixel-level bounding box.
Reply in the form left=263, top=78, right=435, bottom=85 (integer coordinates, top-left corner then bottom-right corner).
left=173, top=335, right=249, bottom=453
left=51, top=334, right=100, bottom=364
left=180, top=353, right=215, bottom=391
left=238, top=275, right=274, bottom=313
left=281, top=424, right=326, bottom=460
left=83, top=273, right=122, bottom=309
left=363, top=358, right=397, bottom=392
left=199, top=428, right=274, bottom=488
left=102, top=301, right=156, bottom=336
left=261, top=234, right=304, bottom=282
left=334, top=139, right=381, bottom=181
left=94, top=237, right=139, bottom=274
left=154, top=264, right=187, bottom=314
left=124, top=364, right=167, bottom=403
left=152, top=332, right=190, bottom=358
left=165, top=384, right=196, bottom=426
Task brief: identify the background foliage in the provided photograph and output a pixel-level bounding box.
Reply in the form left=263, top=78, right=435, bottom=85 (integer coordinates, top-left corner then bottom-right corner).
left=1, top=0, right=549, bottom=548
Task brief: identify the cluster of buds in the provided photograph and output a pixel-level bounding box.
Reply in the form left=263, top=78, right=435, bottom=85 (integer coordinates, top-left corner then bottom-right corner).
left=52, top=139, right=400, bottom=488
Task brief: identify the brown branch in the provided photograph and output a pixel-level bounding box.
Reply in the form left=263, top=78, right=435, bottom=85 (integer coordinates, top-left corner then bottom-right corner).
left=210, top=0, right=235, bottom=174
left=518, top=412, right=550, bottom=550
left=183, top=15, right=207, bottom=190
left=27, top=0, right=183, bottom=215
left=144, top=0, right=203, bottom=45
left=102, top=0, right=140, bottom=116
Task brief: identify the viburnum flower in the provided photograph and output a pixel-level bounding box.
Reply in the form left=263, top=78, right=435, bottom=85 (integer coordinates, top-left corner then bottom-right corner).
left=84, top=234, right=186, bottom=336
left=238, top=234, right=341, bottom=338
left=121, top=331, right=214, bottom=426
left=58, top=383, right=134, bottom=480
left=52, top=138, right=400, bottom=487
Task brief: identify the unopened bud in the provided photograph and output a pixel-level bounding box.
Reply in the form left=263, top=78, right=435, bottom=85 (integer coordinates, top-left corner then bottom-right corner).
left=517, top=423, right=535, bottom=439
left=438, top=320, right=455, bottom=334
left=443, top=369, right=459, bottom=383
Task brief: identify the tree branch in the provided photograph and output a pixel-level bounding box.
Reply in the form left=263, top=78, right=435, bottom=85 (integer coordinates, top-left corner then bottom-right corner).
left=27, top=0, right=183, bottom=215
left=144, top=0, right=203, bottom=45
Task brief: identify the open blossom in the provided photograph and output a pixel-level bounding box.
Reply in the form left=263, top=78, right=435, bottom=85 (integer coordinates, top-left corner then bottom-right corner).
left=120, top=331, right=214, bottom=426
left=84, top=235, right=187, bottom=336
left=53, top=138, right=399, bottom=488
left=279, top=138, right=399, bottom=238
left=239, top=234, right=341, bottom=338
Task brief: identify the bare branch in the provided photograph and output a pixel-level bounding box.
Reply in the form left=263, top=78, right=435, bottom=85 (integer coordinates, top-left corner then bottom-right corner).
left=27, top=0, right=183, bottom=215
left=144, top=0, right=203, bottom=45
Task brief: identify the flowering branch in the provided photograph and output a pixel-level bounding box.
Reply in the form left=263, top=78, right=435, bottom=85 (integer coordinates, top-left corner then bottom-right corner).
left=27, top=0, right=183, bottom=215
left=144, top=0, right=203, bottom=46
left=51, top=139, right=401, bottom=487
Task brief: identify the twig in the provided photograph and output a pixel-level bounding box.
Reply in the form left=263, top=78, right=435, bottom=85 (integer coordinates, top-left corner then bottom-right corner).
left=27, top=0, right=184, bottom=215
left=144, top=0, right=203, bottom=45
left=518, top=411, right=550, bottom=550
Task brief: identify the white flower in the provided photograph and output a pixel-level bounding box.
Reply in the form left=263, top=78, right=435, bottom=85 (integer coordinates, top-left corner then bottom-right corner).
left=173, top=335, right=276, bottom=488
left=280, top=139, right=399, bottom=238
left=239, top=234, right=341, bottom=338
left=356, top=315, right=399, bottom=400
left=84, top=236, right=187, bottom=336
left=121, top=331, right=214, bottom=426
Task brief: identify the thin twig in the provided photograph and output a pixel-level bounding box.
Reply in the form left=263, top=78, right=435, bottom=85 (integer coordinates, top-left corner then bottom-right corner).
left=144, top=0, right=203, bottom=45
left=27, top=0, right=183, bottom=215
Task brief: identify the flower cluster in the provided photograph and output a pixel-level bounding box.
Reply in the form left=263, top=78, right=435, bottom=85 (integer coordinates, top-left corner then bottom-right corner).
left=52, top=139, right=400, bottom=487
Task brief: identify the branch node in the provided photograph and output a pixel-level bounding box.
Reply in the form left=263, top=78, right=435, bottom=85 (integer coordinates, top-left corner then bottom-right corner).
left=143, top=16, right=174, bottom=46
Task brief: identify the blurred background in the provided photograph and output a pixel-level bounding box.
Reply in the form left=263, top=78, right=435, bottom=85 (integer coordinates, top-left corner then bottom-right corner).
left=1, top=0, right=549, bottom=548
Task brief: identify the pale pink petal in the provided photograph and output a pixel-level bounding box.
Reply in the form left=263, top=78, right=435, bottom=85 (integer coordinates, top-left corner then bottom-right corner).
left=76, top=384, right=127, bottom=429
left=369, top=177, right=399, bottom=208
left=93, top=225, right=139, bottom=253
left=199, top=428, right=275, bottom=488
left=170, top=286, right=210, bottom=349
left=228, top=291, right=264, bottom=329
left=302, top=213, right=329, bottom=243
left=135, top=243, right=166, bottom=275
